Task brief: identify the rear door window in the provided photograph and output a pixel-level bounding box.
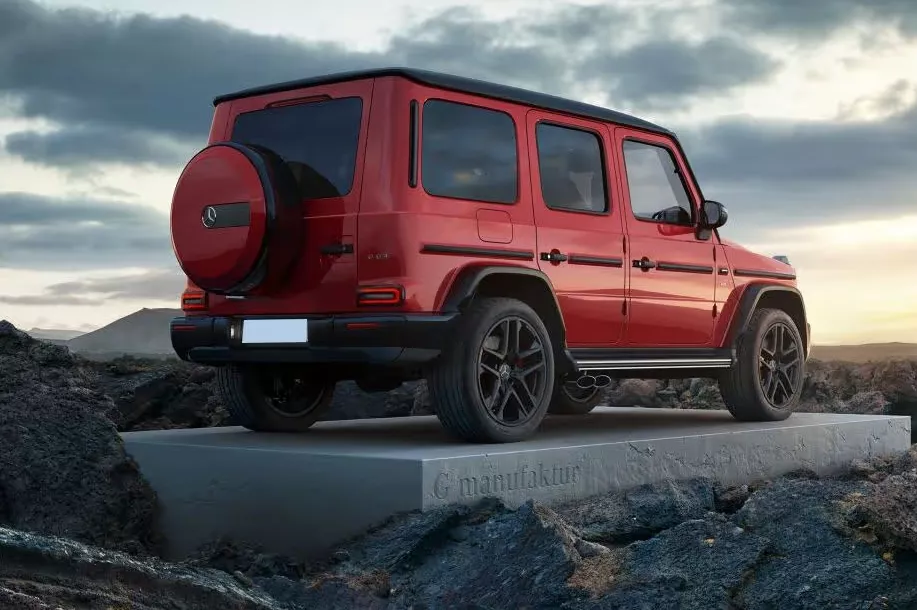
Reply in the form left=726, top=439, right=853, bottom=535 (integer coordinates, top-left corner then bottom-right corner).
left=420, top=99, right=518, bottom=204
left=231, top=96, right=363, bottom=199
left=535, top=122, right=608, bottom=213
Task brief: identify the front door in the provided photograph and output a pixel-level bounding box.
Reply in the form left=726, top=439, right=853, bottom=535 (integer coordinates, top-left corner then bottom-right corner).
left=613, top=128, right=717, bottom=346
left=527, top=110, right=626, bottom=346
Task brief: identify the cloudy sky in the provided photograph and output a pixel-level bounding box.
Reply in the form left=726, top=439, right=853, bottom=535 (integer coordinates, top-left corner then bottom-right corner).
left=1, top=0, right=915, bottom=344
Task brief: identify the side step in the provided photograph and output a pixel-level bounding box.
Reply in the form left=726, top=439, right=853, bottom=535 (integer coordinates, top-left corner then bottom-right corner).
left=569, top=347, right=735, bottom=376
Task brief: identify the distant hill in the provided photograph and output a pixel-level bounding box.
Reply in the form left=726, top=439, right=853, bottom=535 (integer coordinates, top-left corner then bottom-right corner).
left=810, top=342, right=917, bottom=363
left=26, top=328, right=87, bottom=345
left=66, top=308, right=182, bottom=359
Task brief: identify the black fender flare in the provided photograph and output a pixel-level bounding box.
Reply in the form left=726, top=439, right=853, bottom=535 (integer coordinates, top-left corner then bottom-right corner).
left=726, top=283, right=809, bottom=353
left=440, top=265, right=577, bottom=375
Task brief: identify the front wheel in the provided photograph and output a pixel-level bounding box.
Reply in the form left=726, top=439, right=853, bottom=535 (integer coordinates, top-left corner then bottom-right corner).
left=216, top=364, right=335, bottom=432
left=719, top=308, right=805, bottom=421
left=427, top=297, right=555, bottom=443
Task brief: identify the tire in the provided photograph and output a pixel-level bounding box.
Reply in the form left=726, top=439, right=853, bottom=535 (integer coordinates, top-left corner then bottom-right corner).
left=216, top=364, right=335, bottom=432
left=719, top=308, right=805, bottom=422
left=548, top=382, right=603, bottom=415
left=427, top=297, right=555, bottom=443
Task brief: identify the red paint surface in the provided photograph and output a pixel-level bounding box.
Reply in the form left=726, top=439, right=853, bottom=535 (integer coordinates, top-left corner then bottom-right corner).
left=170, top=73, right=802, bottom=349
left=170, top=145, right=268, bottom=291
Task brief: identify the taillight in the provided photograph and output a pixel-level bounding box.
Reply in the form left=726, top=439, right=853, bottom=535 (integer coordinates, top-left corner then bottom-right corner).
left=356, top=286, right=404, bottom=306
left=181, top=289, right=208, bottom=311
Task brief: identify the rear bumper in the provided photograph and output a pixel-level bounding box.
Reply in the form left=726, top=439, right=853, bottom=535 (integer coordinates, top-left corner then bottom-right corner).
left=170, top=313, right=459, bottom=367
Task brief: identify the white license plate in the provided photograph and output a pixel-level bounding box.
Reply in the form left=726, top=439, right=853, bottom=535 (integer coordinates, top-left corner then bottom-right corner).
left=241, top=319, right=309, bottom=344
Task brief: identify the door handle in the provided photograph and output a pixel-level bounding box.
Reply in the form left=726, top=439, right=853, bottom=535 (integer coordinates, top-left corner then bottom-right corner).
left=321, top=242, right=354, bottom=256
left=540, top=250, right=568, bottom=263
left=633, top=257, right=656, bottom=271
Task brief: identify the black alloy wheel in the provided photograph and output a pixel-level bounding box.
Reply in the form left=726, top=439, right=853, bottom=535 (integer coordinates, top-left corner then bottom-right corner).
left=719, top=307, right=805, bottom=422
left=216, top=364, right=335, bottom=432
left=757, top=321, right=802, bottom=408
left=427, top=297, right=556, bottom=443
left=477, top=316, right=549, bottom=427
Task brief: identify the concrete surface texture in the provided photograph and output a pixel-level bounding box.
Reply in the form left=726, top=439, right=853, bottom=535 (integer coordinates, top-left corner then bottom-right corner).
left=122, top=407, right=912, bottom=560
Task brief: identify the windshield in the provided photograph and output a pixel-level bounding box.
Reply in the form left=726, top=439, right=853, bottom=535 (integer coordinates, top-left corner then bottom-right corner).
left=231, top=96, right=363, bottom=199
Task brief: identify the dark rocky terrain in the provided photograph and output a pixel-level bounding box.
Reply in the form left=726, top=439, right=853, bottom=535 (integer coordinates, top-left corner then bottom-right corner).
left=79, top=348, right=917, bottom=440
left=3, top=318, right=917, bottom=609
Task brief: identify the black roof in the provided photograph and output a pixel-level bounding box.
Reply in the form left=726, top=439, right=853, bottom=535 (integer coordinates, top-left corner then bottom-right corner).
left=212, top=67, right=673, bottom=136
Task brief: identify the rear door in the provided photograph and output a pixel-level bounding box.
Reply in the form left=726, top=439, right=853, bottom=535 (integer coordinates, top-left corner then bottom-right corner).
left=526, top=110, right=627, bottom=346
left=208, top=79, right=373, bottom=315
left=613, top=128, right=717, bottom=346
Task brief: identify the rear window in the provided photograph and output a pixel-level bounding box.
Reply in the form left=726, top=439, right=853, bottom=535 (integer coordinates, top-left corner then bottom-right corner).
left=231, top=96, right=363, bottom=199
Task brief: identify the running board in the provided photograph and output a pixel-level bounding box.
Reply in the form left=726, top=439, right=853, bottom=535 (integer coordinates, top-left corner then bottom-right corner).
left=568, top=347, right=735, bottom=374
left=575, top=358, right=733, bottom=372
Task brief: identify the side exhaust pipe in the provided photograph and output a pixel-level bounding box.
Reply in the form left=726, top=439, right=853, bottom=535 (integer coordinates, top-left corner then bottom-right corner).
left=574, top=374, right=612, bottom=389
left=576, top=375, right=596, bottom=389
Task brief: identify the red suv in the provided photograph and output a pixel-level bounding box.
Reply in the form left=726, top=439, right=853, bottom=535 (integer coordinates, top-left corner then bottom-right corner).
left=169, top=68, right=811, bottom=443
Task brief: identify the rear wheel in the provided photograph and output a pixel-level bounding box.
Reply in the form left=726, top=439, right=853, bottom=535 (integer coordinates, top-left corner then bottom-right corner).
left=216, top=364, right=335, bottom=432
left=427, top=297, right=555, bottom=443
left=548, top=381, right=602, bottom=415
left=719, top=308, right=805, bottom=421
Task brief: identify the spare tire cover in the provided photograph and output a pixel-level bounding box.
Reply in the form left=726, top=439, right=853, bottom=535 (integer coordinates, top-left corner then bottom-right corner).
left=170, top=142, right=302, bottom=294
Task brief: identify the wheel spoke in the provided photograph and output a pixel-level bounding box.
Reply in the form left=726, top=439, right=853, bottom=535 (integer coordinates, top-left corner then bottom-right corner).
left=519, top=344, right=543, bottom=359
left=775, top=376, right=789, bottom=404
left=509, top=320, right=522, bottom=356
left=479, top=362, right=502, bottom=379
left=511, top=378, right=538, bottom=416
left=491, top=380, right=512, bottom=420
left=777, top=369, right=795, bottom=395
left=521, top=360, right=545, bottom=378
left=764, top=369, right=779, bottom=402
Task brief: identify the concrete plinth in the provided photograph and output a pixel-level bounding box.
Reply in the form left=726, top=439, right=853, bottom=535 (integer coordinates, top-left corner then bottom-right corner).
left=121, top=407, right=911, bottom=561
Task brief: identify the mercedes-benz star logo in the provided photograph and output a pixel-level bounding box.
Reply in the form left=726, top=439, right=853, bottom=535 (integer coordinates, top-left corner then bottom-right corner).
left=201, top=206, right=218, bottom=228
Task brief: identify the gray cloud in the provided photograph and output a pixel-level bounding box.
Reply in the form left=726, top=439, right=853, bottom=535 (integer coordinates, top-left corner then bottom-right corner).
left=0, top=268, right=184, bottom=306
left=687, top=95, right=917, bottom=188
left=0, top=294, right=101, bottom=306
left=583, top=37, right=779, bottom=109
left=4, top=126, right=192, bottom=169
left=0, top=192, right=172, bottom=270
left=53, top=269, right=183, bottom=301
left=721, top=0, right=917, bottom=38
left=664, top=79, right=917, bottom=234
left=0, top=1, right=779, bottom=168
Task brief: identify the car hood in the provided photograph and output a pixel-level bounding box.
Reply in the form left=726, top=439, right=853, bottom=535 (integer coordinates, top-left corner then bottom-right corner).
left=720, top=237, right=796, bottom=275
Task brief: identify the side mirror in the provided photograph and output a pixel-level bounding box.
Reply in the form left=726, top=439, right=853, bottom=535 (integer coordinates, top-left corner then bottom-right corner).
left=652, top=205, right=692, bottom=225
left=700, top=200, right=728, bottom=230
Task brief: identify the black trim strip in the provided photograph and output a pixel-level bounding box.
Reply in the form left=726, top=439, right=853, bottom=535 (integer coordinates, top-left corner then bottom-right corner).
left=718, top=267, right=730, bottom=275
left=655, top=262, right=714, bottom=274
left=567, top=254, right=623, bottom=268
left=733, top=268, right=797, bottom=280
left=201, top=201, right=251, bottom=229
left=421, top=244, right=535, bottom=261
left=570, top=347, right=734, bottom=362
left=408, top=99, right=419, bottom=188
left=320, top=243, right=354, bottom=256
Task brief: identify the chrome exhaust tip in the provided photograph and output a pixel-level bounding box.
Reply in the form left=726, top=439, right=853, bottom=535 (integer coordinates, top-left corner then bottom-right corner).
left=575, top=375, right=596, bottom=389
left=593, top=374, right=612, bottom=388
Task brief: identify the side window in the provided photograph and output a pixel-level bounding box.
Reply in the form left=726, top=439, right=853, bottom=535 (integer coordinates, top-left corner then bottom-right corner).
left=421, top=100, right=517, bottom=204
left=622, top=139, right=693, bottom=224
left=535, top=123, right=608, bottom=213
